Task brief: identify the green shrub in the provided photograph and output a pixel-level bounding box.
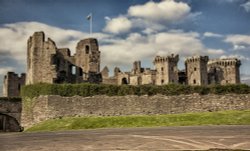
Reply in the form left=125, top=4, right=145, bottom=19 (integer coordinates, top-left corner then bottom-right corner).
left=21, top=83, right=250, bottom=99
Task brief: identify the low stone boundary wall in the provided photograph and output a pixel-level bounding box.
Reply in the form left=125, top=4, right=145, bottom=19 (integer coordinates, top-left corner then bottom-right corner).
left=21, top=94, right=250, bottom=128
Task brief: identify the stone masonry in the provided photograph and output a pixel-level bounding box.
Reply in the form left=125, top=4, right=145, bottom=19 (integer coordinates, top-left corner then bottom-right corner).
left=22, top=94, right=250, bottom=128
left=26, top=31, right=101, bottom=85
left=185, top=56, right=209, bottom=86
left=0, top=98, right=22, bottom=132
left=3, top=72, right=26, bottom=97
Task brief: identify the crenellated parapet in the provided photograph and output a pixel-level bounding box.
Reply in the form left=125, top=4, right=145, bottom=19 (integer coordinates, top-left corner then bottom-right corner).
left=3, top=72, right=26, bottom=97
left=153, top=54, right=179, bottom=64
left=208, top=58, right=241, bottom=67
left=185, top=56, right=209, bottom=64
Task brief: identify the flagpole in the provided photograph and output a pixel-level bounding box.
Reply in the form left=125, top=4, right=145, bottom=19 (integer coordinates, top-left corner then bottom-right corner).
left=90, top=13, right=92, bottom=35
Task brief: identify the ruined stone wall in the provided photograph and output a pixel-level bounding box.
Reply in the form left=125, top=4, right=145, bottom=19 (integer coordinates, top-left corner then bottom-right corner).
left=3, top=72, right=26, bottom=97
left=53, top=48, right=77, bottom=83
left=22, top=94, right=250, bottom=128
left=26, top=32, right=57, bottom=84
left=185, top=56, right=208, bottom=86
left=129, top=75, right=139, bottom=85
left=117, top=73, right=129, bottom=85
left=26, top=32, right=102, bottom=85
left=102, top=77, right=118, bottom=85
left=141, top=73, right=156, bottom=85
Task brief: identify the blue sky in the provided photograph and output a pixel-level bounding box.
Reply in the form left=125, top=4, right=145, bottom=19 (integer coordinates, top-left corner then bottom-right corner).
left=0, top=0, right=250, bottom=95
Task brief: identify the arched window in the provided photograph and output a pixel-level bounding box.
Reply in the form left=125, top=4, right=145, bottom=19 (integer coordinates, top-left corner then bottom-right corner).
left=122, top=78, right=128, bottom=84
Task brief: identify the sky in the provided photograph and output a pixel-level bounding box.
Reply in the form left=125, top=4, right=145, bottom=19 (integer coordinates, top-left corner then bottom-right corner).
left=0, top=0, right=250, bottom=96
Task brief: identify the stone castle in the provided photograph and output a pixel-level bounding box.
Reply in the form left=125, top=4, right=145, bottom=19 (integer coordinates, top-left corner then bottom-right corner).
left=2, top=31, right=241, bottom=97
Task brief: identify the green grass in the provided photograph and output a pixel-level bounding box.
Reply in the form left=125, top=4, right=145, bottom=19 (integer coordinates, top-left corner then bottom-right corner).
left=26, top=110, right=250, bottom=132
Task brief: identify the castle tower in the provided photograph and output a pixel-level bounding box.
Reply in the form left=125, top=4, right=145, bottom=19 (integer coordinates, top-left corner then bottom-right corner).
left=3, top=72, right=26, bottom=97
left=153, top=54, right=179, bottom=85
left=75, top=38, right=100, bottom=81
left=207, top=58, right=241, bottom=84
left=26, top=31, right=57, bottom=84
left=185, top=56, right=209, bottom=86
left=132, top=61, right=141, bottom=74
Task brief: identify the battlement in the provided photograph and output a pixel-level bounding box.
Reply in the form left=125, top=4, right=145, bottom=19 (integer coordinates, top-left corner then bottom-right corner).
left=3, top=72, right=26, bottom=97
left=185, top=56, right=209, bottom=63
left=153, top=54, right=179, bottom=64
left=208, top=58, right=241, bottom=67
left=4, top=72, right=25, bottom=79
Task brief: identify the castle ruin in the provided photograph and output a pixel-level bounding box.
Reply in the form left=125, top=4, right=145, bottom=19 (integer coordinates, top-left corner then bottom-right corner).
left=26, top=32, right=101, bottom=85
left=2, top=31, right=242, bottom=97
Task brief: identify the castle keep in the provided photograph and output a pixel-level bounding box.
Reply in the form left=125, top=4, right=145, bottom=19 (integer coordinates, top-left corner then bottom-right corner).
left=2, top=31, right=241, bottom=96
left=26, top=32, right=101, bottom=85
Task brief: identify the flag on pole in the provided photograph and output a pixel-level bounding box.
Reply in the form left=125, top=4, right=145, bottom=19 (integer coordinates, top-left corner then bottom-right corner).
left=86, top=13, right=93, bottom=35
left=86, top=13, right=92, bottom=20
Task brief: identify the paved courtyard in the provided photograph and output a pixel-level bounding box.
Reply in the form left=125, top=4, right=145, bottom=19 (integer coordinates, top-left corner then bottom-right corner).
left=0, top=125, right=250, bottom=150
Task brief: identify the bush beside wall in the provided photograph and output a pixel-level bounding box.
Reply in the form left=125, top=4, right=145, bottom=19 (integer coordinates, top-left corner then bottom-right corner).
left=21, top=83, right=250, bottom=99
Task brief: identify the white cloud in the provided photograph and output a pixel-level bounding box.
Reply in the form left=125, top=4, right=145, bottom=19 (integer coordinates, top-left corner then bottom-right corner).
left=241, top=1, right=250, bottom=12
left=203, top=32, right=223, bottom=38
left=207, top=49, right=225, bottom=55
left=100, top=30, right=222, bottom=70
left=224, top=34, right=250, bottom=51
left=220, top=54, right=250, bottom=61
left=0, top=22, right=110, bottom=62
left=103, top=0, right=199, bottom=34
left=103, top=16, right=132, bottom=34
left=233, top=44, right=246, bottom=50
left=104, top=16, right=111, bottom=21
left=0, top=67, right=14, bottom=75
left=225, top=34, right=250, bottom=45
left=128, top=0, right=191, bottom=22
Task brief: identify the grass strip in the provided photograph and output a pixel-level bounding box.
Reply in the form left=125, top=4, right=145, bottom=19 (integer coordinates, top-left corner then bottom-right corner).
left=26, top=110, right=250, bottom=132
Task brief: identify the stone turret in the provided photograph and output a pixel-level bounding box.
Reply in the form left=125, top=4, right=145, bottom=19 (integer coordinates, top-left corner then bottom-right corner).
left=3, top=72, right=26, bottom=97
left=185, top=56, right=209, bottom=86
left=153, top=54, right=179, bottom=85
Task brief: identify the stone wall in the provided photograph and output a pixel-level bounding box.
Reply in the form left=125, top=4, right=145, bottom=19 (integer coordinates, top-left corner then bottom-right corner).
left=22, top=94, right=250, bottom=128
left=0, top=98, right=22, bottom=123
left=0, top=98, right=22, bottom=132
